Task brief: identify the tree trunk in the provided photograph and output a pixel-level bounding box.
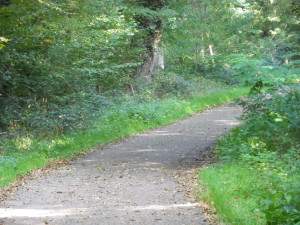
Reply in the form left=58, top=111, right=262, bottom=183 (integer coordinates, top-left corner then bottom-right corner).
left=136, top=28, right=164, bottom=83
left=201, top=33, right=205, bottom=60
left=132, top=0, right=167, bottom=83
left=209, top=44, right=215, bottom=64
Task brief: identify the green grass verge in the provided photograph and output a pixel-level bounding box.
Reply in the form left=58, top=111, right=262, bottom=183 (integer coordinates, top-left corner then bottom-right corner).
left=200, top=164, right=266, bottom=225
left=199, top=85, right=300, bottom=225
left=0, top=86, right=249, bottom=187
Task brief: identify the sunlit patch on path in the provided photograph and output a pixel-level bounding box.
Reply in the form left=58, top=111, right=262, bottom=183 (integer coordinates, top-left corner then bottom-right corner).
left=119, top=203, right=199, bottom=211
left=0, top=208, right=80, bottom=218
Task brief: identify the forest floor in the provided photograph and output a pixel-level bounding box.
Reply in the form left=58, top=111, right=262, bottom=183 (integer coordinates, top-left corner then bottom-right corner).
left=0, top=105, right=242, bottom=225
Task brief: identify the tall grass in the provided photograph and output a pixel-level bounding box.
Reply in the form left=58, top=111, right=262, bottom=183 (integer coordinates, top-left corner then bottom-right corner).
left=0, top=86, right=249, bottom=187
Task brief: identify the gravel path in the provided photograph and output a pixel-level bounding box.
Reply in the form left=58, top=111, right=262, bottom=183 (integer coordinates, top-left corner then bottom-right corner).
left=0, top=105, right=242, bottom=225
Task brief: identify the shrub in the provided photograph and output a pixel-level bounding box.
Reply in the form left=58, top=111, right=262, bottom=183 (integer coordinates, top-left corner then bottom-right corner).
left=215, top=85, right=300, bottom=224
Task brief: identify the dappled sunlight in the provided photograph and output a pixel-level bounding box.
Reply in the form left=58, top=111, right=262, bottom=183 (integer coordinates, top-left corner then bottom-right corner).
left=0, top=203, right=199, bottom=219
left=79, top=159, right=97, bottom=163
left=119, top=203, right=198, bottom=211
left=214, top=119, right=241, bottom=126
left=210, top=108, right=231, bottom=112
left=0, top=208, right=86, bottom=218
left=132, top=161, right=163, bottom=167
left=14, top=136, right=33, bottom=151
left=140, top=131, right=182, bottom=137
left=128, top=149, right=158, bottom=153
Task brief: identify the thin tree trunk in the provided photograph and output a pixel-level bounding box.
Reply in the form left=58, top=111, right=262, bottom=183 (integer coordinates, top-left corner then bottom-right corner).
left=201, top=33, right=205, bottom=60
left=209, top=44, right=215, bottom=64
left=195, top=43, right=199, bottom=70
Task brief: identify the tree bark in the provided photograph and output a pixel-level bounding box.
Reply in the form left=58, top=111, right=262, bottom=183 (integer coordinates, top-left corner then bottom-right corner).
left=134, top=0, right=165, bottom=83
left=136, top=31, right=164, bottom=83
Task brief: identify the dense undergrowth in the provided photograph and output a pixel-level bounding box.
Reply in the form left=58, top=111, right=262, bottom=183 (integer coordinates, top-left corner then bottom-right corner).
left=200, top=84, right=300, bottom=225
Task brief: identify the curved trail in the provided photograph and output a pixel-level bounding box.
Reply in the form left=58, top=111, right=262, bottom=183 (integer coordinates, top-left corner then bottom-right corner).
left=0, top=105, right=242, bottom=225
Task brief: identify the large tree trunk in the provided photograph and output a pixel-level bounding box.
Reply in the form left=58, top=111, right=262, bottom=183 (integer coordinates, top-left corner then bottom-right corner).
left=136, top=32, right=164, bottom=83
left=133, top=0, right=166, bottom=83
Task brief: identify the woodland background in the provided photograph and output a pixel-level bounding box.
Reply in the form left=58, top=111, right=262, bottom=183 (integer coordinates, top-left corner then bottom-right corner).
left=0, top=0, right=299, bottom=224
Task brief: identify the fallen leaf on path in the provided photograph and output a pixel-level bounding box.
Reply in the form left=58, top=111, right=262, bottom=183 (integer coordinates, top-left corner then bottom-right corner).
left=96, top=164, right=102, bottom=168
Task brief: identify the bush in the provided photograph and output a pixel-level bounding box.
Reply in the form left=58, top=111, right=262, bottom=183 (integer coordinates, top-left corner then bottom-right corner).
left=215, top=85, right=300, bottom=224
left=1, top=91, right=113, bottom=136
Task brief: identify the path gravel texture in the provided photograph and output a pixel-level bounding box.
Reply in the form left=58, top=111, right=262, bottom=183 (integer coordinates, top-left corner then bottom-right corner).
left=0, top=105, right=242, bottom=225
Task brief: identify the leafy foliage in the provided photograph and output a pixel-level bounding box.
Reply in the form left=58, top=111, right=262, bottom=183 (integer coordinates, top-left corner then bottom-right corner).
left=0, top=0, right=146, bottom=134
left=164, top=0, right=300, bottom=85
left=214, top=85, right=300, bottom=224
